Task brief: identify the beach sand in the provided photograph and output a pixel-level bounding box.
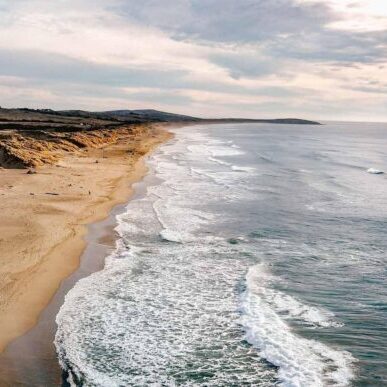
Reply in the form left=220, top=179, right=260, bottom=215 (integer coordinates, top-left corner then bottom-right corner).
left=0, top=124, right=172, bottom=357
left=0, top=180, right=146, bottom=385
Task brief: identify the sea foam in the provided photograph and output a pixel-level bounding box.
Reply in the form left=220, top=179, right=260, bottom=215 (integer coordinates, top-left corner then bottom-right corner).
left=241, top=264, right=355, bottom=387
left=367, top=168, right=384, bottom=174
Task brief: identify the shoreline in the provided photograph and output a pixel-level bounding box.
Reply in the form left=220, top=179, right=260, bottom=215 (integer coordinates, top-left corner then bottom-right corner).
left=0, top=124, right=173, bottom=384
left=0, top=157, right=159, bottom=385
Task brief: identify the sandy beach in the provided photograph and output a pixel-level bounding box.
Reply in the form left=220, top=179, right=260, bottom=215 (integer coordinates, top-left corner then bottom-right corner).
left=0, top=124, right=172, bottom=354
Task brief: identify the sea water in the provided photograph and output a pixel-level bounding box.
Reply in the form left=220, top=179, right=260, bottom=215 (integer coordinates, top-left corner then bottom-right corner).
left=55, top=122, right=387, bottom=386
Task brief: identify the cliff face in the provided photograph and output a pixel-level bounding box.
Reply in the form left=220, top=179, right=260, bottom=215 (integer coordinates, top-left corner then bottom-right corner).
left=0, top=125, right=150, bottom=169
left=0, top=107, right=157, bottom=169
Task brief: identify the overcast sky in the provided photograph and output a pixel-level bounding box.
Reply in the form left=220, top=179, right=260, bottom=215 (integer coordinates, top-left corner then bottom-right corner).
left=0, top=0, right=386, bottom=121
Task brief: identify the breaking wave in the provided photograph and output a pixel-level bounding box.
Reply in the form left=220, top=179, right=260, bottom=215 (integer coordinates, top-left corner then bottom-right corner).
left=241, top=264, right=355, bottom=387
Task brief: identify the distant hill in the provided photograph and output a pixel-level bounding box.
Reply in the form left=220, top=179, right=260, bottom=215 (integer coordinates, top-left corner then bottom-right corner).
left=101, top=109, right=202, bottom=122
left=0, top=107, right=321, bottom=132
left=100, top=110, right=320, bottom=125
left=201, top=118, right=321, bottom=125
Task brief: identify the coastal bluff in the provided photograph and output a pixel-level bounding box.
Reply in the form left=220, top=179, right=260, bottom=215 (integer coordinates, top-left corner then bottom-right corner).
left=0, top=125, right=151, bottom=169
left=0, top=108, right=172, bottom=169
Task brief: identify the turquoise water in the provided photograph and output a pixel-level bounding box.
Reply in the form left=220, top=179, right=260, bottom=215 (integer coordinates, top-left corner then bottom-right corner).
left=56, top=122, right=387, bottom=386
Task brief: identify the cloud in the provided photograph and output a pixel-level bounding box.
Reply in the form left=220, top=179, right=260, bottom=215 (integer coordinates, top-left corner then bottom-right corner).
left=209, top=50, right=281, bottom=79
left=115, top=0, right=334, bottom=43
left=268, top=29, right=387, bottom=64
left=116, top=0, right=387, bottom=65
left=111, top=0, right=387, bottom=106
left=0, top=48, right=190, bottom=88
left=0, top=0, right=386, bottom=121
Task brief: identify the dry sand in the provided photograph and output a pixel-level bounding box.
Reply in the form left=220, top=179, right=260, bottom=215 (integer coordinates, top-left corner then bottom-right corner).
left=0, top=124, right=172, bottom=352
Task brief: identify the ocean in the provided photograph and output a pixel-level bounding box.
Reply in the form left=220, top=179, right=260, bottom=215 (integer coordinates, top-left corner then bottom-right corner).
left=55, top=122, right=387, bottom=386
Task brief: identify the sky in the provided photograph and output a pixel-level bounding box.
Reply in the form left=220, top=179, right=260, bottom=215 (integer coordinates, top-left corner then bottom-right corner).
left=0, top=0, right=386, bottom=121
